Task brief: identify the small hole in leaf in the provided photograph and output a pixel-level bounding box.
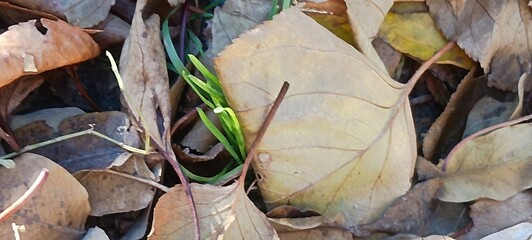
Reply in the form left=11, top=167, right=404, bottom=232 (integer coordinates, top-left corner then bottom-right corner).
left=256, top=172, right=263, bottom=180
left=34, top=20, right=48, bottom=35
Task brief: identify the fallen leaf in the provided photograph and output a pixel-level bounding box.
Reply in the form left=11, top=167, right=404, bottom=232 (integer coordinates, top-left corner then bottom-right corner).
left=0, top=76, right=44, bottom=119
left=215, top=8, right=416, bottom=226
left=345, top=0, right=392, bottom=73
left=82, top=226, right=110, bottom=240
left=148, top=182, right=277, bottom=239
left=427, top=0, right=532, bottom=91
left=460, top=191, right=532, bottom=240
left=422, top=70, right=486, bottom=162
left=378, top=11, right=474, bottom=69
left=462, top=96, right=515, bottom=138
left=75, top=153, right=156, bottom=216
left=437, top=122, right=532, bottom=202
left=270, top=217, right=353, bottom=240
left=0, top=153, right=90, bottom=239
left=9, top=0, right=114, bottom=28
left=92, top=14, right=131, bottom=49
left=479, top=222, right=532, bottom=240
left=13, top=111, right=141, bottom=173
left=0, top=19, right=100, bottom=88
left=119, top=0, right=173, bottom=153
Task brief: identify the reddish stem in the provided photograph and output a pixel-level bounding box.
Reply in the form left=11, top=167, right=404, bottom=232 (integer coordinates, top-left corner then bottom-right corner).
left=0, top=168, right=49, bottom=222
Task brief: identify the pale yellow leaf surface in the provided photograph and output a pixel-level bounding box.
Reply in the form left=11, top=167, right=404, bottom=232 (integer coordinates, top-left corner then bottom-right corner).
left=438, top=123, right=532, bottom=202
left=0, top=19, right=99, bottom=88
left=270, top=217, right=353, bottom=240
left=9, top=0, right=114, bottom=28
left=344, top=0, right=392, bottom=74
left=214, top=8, right=416, bottom=226
left=0, top=153, right=90, bottom=239
left=119, top=0, right=173, bottom=152
left=148, top=182, right=277, bottom=239
left=427, top=0, right=532, bottom=91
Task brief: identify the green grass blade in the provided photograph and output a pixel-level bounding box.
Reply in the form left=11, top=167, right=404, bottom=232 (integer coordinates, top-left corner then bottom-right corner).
left=198, top=108, right=243, bottom=164
left=186, top=29, right=204, bottom=55
left=162, top=7, right=188, bottom=76
left=268, top=0, right=279, bottom=20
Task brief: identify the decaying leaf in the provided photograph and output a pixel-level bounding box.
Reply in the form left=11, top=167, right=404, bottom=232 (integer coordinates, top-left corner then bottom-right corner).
left=0, top=19, right=100, bottom=88
left=0, top=153, right=90, bottom=239
left=427, top=0, right=532, bottom=91
left=215, top=8, right=416, bottom=226
left=148, top=182, right=277, bottom=239
left=461, top=190, right=532, bottom=240
left=438, top=122, right=532, bottom=202
left=119, top=0, right=173, bottom=152
left=8, top=0, right=114, bottom=28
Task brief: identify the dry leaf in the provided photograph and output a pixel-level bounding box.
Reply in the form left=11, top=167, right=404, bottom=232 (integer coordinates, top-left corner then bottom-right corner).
left=0, top=76, right=44, bottom=119
left=344, top=0, right=392, bottom=73
left=437, top=122, right=532, bottom=202
left=427, top=0, right=532, bottom=91
left=378, top=11, right=474, bottom=69
left=460, top=191, right=532, bottom=240
left=215, top=8, right=416, bottom=226
left=462, top=96, right=515, bottom=138
left=119, top=0, right=173, bottom=152
left=0, top=153, right=90, bottom=239
left=148, top=182, right=277, bottom=239
left=75, top=154, right=155, bottom=216
left=0, top=19, right=99, bottom=88
left=270, top=217, right=353, bottom=240
left=13, top=111, right=141, bottom=173
left=479, top=222, right=532, bottom=240
left=9, top=0, right=114, bottom=28
left=92, top=14, right=131, bottom=49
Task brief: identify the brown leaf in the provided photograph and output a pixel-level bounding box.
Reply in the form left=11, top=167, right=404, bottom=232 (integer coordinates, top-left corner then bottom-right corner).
left=9, top=0, right=114, bottom=28
left=75, top=154, right=155, bottom=216
left=270, top=217, right=353, bottom=240
left=148, top=183, right=277, bottom=239
left=460, top=191, right=532, bottom=240
left=0, top=153, right=90, bottom=239
left=214, top=8, right=416, bottom=226
left=119, top=0, right=172, bottom=152
left=427, top=0, right=532, bottom=91
left=0, top=19, right=100, bottom=88
left=0, top=76, right=44, bottom=119
left=437, top=122, right=532, bottom=202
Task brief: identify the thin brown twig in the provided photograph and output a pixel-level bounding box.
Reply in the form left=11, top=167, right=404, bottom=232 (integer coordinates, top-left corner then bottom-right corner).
left=0, top=168, right=49, bottom=222
left=170, top=103, right=207, bottom=136
left=238, top=81, right=290, bottom=183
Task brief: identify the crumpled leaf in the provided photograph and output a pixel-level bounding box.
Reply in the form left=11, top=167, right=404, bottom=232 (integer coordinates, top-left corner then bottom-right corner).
left=148, top=182, right=277, bottom=239
left=0, top=153, right=90, bottom=239
left=437, top=122, right=532, bottom=202
left=119, top=0, right=173, bottom=152
left=8, top=0, right=114, bottom=28
left=427, top=0, right=532, bottom=91
left=0, top=19, right=100, bottom=88
left=461, top=191, right=532, bottom=240
left=344, top=0, right=392, bottom=73
left=215, top=8, right=416, bottom=226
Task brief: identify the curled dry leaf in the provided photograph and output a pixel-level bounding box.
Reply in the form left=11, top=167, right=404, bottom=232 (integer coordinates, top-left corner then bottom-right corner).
left=9, top=0, right=114, bottom=28
left=148, top=183, right=277, bottom=239
left=427, top=0, right=532, bottom=91
left=0, top=153, right=90, bottom=239
left=0, top=19, right=99, bottom=88
left=438, top=122, right=532, bottom=202
left=215, top=8, right=416, bottom=226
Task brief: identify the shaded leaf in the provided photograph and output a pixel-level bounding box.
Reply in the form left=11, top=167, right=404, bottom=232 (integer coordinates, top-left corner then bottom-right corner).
left=0, top=153, right=90, bottom=239
left=9, top=0, right=114, bottom=28
left=479, top=222, right=532, bottom=240
left=0, top=19, right=99, bottom=88
left=463, top=96, right=515, bottom=138
left=438, top=122, right=532, bottom=202
left=215, top=8, right=416, bottom=226
left=460, top=191, right=532, bottom=240
left=0, top=76, right=44, bottom=119
left=148, top=182, right=277, bottom=239
left=427, top=0, right=532, bottom=91
left=270, top=217, right=353, bottom=240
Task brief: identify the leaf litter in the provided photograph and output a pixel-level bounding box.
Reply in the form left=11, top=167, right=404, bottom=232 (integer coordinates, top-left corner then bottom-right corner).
left=0, top=0, right=530, bottom=239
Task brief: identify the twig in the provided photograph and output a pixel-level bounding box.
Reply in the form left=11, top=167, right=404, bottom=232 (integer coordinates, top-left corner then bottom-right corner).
left=239, top=82, right=290, bottom=183
left=405, top=42, right=455, bottom=93
left=0, top=169, right=49, bottom=222
left=105, top=169, right=170, bottom=192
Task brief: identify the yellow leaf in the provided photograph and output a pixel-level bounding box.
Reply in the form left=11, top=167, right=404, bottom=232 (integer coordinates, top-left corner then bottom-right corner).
left=214, top=8, right=416, bottom=226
